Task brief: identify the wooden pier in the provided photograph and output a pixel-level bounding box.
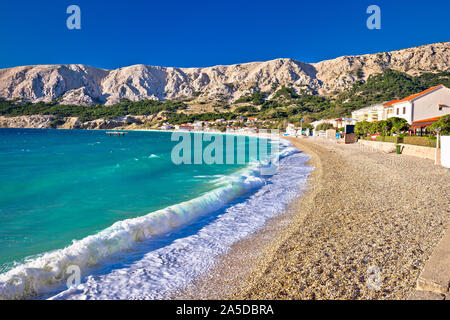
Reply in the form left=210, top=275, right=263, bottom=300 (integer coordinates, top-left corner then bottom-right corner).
left=106, top=131, right=128, bottom=136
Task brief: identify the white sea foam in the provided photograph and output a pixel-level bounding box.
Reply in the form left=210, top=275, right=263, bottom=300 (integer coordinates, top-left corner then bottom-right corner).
left=148, top=154, right=160, bottom=159
left=0, top=139, right=312, bottom=300
left=193, top=175, right=225, bottom=179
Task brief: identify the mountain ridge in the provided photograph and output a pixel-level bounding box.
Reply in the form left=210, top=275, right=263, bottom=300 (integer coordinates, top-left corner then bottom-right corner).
left=0, top=42, right=449, bottom=106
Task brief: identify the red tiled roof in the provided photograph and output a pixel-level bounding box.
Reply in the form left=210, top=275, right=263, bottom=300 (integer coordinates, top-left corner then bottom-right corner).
left=393, top=85, right=444, bottom=105
left=411, top=116, right=442, bottom=124
left=382, top=99, right=401, bottom=107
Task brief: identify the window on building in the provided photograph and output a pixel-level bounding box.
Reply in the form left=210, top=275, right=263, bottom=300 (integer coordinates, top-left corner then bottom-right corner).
left=396, top=108, right=399, bottom=115
left=403, top=107, right=406, bottom=114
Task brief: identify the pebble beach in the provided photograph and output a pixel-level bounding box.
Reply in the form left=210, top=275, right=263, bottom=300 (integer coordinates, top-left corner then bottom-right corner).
left=176, top=137, right=450, bottom=300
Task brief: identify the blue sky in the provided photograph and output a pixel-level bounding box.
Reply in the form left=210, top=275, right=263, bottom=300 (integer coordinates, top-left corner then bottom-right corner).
left=0, top=0, right=448, bottom=69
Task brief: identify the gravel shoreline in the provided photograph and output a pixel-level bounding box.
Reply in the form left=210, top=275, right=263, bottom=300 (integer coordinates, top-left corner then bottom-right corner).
left=175, top=137, right=450, bottom=300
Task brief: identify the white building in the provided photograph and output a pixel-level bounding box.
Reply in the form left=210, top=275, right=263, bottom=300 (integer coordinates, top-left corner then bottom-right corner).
left=312, top=118, right=358, bottom=129
left=193, top=121, right=204, bottom=130
left=351, top=100, right=400, bottom=122
left=352, top=104, right=384, bottom=122
left=387, top=85, right=450, bottom=124
left=286, top=123, right=295, bottom=135
left=331, top=118, right=359, bottom=128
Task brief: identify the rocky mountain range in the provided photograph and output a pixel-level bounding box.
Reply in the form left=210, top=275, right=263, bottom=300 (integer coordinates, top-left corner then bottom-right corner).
left=0, top=42, right=449, bottom=106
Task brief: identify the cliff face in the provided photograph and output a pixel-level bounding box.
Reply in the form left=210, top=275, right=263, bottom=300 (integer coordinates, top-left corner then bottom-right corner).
left=0, top=115, right=159, bottom=130
left=0, top=115, right=57, bottom=129
left=1, top=42, right=448, bottom=106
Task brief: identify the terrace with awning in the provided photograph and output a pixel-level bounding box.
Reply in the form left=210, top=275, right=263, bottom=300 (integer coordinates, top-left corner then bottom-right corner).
left=410, top=116, right=441, bottom=136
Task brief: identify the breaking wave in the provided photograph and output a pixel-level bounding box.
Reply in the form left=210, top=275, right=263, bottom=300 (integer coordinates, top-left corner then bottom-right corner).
left=0, top=139, right=300, bottom=300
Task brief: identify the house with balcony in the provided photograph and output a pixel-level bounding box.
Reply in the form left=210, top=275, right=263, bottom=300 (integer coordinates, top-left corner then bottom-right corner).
left=351, top=99, right=400, bottom=122
left=351, top=104, right=383, bottom=122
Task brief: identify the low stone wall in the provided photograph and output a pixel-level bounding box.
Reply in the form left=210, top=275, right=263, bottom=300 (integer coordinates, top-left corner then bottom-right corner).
left=357, top=139, right=436, bottom=161
left=399, top=143, right=435, bottom=161
left=357, top=139, right=397, bottom=153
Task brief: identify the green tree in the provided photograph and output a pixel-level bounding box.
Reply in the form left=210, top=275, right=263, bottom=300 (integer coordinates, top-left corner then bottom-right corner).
left=429, top=114, right=450, bottom=135
left=355, top=121, right=372, bottom=137
left=378, top=120, right=392, bottom=136
left=388, top=117, right=410, bottom=135
left=369, top=122, right=380, bottom=135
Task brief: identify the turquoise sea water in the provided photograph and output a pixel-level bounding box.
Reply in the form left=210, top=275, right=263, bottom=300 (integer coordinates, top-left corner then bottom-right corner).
left=0, top=128, right=312, bottom=299
left=0, top=129, right=252, bottom=270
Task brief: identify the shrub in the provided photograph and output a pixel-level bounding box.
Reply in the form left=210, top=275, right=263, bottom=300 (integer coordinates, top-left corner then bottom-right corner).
left=403, top=136, right=436, bottom=147
left=375, top=136, right=403, bottom=143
